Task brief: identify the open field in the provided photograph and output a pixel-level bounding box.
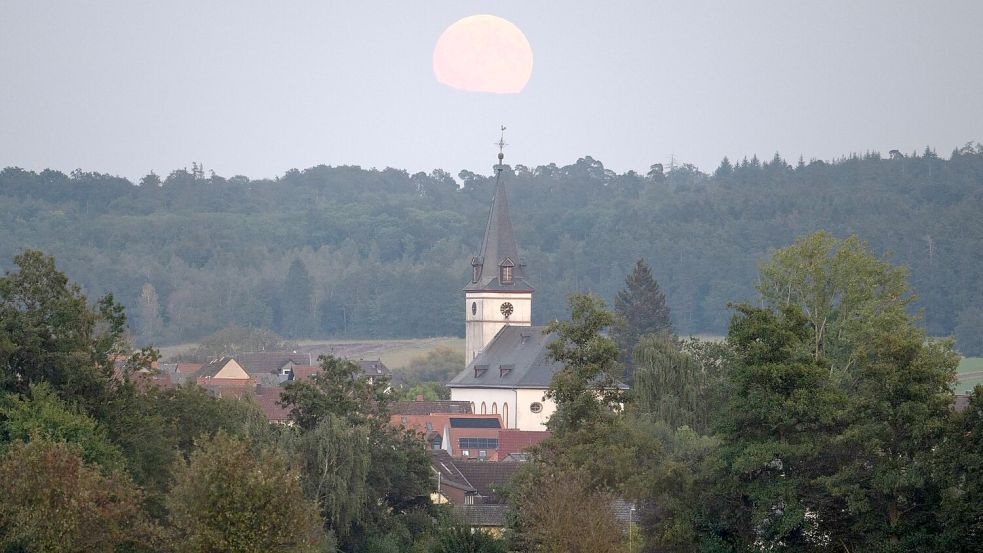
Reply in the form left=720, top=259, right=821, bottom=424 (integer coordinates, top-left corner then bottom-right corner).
left=956, top=357, right=983, bottom=394
left=159, top=337, right=465, bottom=371
left=292, top=338, right=465, bottom=370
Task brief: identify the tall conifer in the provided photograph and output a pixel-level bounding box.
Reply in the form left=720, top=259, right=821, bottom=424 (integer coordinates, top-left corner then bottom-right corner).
left=613, top=258, right=673, bottom=378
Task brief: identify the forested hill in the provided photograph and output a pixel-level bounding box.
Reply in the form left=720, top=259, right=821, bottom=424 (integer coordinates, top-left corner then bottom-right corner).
left=2, top=144, right=982, bottom=354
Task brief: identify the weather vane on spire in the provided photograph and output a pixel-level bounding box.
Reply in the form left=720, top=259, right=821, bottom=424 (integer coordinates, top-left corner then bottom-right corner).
left=496, top=126, right=508, bottom=166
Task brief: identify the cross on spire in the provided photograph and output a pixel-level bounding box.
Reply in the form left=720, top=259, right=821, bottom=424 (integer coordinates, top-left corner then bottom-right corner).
left=495, top=125, right=507, bottom=167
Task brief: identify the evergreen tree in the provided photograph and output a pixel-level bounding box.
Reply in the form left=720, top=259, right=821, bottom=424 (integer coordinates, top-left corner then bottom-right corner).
left=613, top=259, right=673, bottom=379
left=936, top=386, right=983, bottom=551
left=281, top=258, right=314, bottom=338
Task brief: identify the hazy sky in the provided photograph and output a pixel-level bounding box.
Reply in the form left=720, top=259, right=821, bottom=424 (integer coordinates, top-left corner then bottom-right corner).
left=2, top=1, right=981, bottom=181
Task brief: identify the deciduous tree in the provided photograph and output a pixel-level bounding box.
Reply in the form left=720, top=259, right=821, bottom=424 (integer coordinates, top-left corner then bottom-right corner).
left=166, top=432, right=329, bottom=553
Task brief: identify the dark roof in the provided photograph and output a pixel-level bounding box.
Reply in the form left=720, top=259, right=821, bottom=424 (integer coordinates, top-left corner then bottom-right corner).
left=451, top=504, right=508, bottom=527
left=448, top=326, right=560, bottom=389
left=464, top=167, right=533, bottom=293
left=611, top=499, right=639, bottom=524
left=197, top=356, right=240, bottom=378
left=356, top=359, right=391, bottom=376
left=391, top=400, right=473, bottom=416
left=455, top=461, right=522, bottom=501
left=234, top=352, right=312, bottom=375
left=450, top=417, right=501, bottom=429
left=431, top=450, right=476, bottom=493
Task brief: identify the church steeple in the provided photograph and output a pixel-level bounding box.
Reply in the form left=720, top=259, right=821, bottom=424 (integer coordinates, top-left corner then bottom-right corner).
left=466, top=127, right=532, bottom=292
left=463, top=127, right=534, bottom=362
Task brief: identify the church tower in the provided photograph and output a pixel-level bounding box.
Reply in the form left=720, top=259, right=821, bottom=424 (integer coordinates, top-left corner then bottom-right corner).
left=464, top=130, right=533, bottom=362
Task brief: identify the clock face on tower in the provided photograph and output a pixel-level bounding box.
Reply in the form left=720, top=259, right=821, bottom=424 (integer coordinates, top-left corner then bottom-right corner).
left=500, top=302, right=514, bottom=318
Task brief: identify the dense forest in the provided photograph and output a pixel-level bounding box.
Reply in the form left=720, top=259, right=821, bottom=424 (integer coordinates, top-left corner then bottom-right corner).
left=1, top=144, right=981, bottom=354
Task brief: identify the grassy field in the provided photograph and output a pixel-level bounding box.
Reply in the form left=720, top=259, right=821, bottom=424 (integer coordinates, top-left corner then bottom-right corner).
left=292, top=337, right=465, bottom=370
left=159, top=337, right=465, bottom=370
left=956, top=357, right=983, bottom=394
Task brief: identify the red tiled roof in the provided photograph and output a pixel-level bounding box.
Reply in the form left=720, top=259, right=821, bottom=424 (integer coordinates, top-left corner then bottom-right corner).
left=291, top=365, right=321, bottom=381
left=254, top=389, right=291, bottom=422
left=176, top=362, right=203, bottom=374
left=497, top=429, right=551, bottom=458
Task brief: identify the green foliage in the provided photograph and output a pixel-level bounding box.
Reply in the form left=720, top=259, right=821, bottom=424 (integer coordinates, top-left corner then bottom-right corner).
left=3, top=149, right=980, bottom=346
left=281, top=355, right=391, bottom=429
left=714, top=303, right=849, bottom=550
left=157, top=383, right=272, bottom=459
left=544, top=293, right=623, bottom=435
left=392, top=381, right=450, bottom=401
left=632, top=334, right=728, bottom=435
left=0, top=382, right=125, bottom=472
left=282, top=258, right=315, bottom=338
left=509, top=469, right=624, bottom=553
left=398, top=345, right=464, bottom=383
left=757, top=231, right=912, bottom=368
left=0, top=438, right=156, bottom=553
left=430, top=526, right=505, bottom=553
left=285, top=415, right=372, bottom=540
left=613, top=258, right=673, bottom=376
left=166, top=432, right=328, bottom=553
left=280, top=355, right=433, bottom=550
left=0, top=250, right=126, bottom=411
left=936, top=386, right=983, bottom=551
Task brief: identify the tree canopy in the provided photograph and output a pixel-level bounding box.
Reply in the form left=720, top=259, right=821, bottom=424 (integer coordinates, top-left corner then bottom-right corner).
left=2, top=146, right=981, bottom=354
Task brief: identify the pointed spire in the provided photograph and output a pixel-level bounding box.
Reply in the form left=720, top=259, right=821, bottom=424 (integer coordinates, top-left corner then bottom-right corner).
left=466, top=127, right=532, bottom=292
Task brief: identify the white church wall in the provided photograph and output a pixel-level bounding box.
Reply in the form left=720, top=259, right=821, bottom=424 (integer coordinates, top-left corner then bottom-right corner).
left=449, top=387, right=516, bottom=428
left=464, top=291, right=532, bottom=361
left=515, top=388, right=555, bottom=431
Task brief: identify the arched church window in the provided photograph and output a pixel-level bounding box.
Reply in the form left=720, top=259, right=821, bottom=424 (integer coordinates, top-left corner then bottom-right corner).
left=503, top=403, right=509, bottom=428
left=481, top=402, right=487, bottom=414
left=492, top=402, right=498, bottom=414
left=471, top=402, right=476, bottom=413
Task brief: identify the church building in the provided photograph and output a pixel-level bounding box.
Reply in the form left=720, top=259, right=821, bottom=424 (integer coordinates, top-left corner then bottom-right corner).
left=448, top=144, right=561, bottom=431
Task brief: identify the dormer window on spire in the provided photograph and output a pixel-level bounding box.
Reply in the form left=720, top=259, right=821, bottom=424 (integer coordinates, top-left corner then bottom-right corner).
left=500, top=258, right=515, bottom=285
left=500, top=265, right=513, bottom=284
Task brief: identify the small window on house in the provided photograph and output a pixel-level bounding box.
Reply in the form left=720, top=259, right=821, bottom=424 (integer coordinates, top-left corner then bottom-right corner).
left=499, top=364, right=514, bottom=377
left=503, top=403, right=509, bottom=428
left=401, top=416, right=408, bottom=425
left=500, top=265, right=513, bottom=284
left=472, top=265, right=480, bottom=283
left=530, top=402, right=543, bottom=414
left=492, top=402, right=498, bottom=414
left=425, top=422, right=433, bottom=432
left=480, top=402, right=487, bottom=414
left=478, top=450, right=487, bottom=459
left=474, top=365, right=489, bottom=378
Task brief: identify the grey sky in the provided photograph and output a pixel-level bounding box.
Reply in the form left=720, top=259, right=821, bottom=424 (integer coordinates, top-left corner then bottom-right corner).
left=2, top=1, right=981, bottom=181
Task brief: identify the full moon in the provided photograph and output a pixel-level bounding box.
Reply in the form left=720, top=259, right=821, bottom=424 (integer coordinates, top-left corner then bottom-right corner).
left=433, top=15, right=533, bottom=94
